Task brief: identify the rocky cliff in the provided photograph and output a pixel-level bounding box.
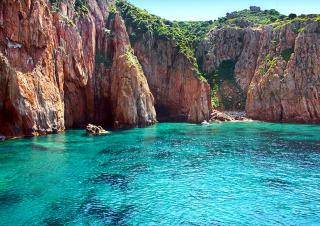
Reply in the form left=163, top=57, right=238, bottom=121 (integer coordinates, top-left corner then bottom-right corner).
left=198, top=15, right=320, bottom=123
left=130, top=31, right=211, bottom=122
left=0, top=0, right=156, bottom=137
left=0, top=0, right=210, bottom=138
left=116, top=1, right=211, bottom=123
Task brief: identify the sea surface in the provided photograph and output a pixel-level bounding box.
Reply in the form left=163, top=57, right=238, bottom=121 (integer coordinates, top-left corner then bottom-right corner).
left=1, top=122, right=320, bottom=225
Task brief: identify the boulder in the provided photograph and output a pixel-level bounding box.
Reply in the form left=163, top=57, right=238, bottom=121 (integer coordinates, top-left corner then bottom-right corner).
left=86, top=124, right=109, bottom=136
left=210, top=110, right=234, bottom=122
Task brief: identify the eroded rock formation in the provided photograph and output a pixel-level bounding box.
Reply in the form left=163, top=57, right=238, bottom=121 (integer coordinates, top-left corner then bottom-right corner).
left=110, top=15, right=156, bottom=128
left=130, top=31, right=211, bottom=122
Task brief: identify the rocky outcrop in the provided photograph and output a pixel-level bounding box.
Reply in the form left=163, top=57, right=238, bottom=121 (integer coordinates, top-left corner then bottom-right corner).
left=197, top=27, right=260, bottom=111
left=110, top=15, right=156, bottom=128
left=198, top=20, right=320, bottom=123
left=86, top=124, right=109, bottom=135
left=246, top=22, right=320, bottom=123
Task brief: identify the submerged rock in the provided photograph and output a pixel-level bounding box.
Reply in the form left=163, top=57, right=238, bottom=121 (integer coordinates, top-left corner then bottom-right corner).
left=86, top=124, right=110, bottom=136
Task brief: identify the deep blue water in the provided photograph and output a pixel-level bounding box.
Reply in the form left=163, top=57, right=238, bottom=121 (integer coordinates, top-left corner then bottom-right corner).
left=1, top=122, right=320, bottom=225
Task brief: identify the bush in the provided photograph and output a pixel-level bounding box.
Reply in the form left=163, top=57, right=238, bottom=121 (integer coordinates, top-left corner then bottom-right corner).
left=61, top=15, right=75, bottom=26
left=75, top=0, right=89, bottom=16
left=281, top=48, right=294, bottom=62
left=214, top=60, right=237, bottom=81
left=288, top=13, right=297, bottom=20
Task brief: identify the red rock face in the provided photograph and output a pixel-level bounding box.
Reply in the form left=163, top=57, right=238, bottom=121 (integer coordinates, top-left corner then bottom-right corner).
left=130, top=31, right=211, bottom=122
left=0, top=0, right=157, bottom=138
left=198, top=21, right=320, bottom=123
left=0, top=0, right=155, bottom=137
left=246, top=22, right=320, bottom=123
left=0, top=0, right=64, bottom=137
left=110, top=15, right=156, bottom=128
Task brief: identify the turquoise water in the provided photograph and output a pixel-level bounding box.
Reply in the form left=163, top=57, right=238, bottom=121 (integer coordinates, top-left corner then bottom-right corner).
left=1, top=122, right=320, bottom=225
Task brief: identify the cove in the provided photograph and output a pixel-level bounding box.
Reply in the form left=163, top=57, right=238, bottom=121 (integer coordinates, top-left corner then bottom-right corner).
left=0, top=122, right=320, bottom=225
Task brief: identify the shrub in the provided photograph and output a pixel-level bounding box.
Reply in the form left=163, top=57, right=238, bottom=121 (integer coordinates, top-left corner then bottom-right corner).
left=75, top=0, right=89, bottom=16
left=281, top=48, right=294, bottom=62
left=109, top=5, right=118, bottom=15
left=288, top=13, right=297, bottom=20
left=61, top=15, right=75, bottom=26
left=211, top=83, right=220, bottom=108
left=215, top=60, right=237, bottom=81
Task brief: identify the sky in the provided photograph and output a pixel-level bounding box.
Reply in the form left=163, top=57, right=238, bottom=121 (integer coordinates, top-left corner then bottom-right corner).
left=128, top=0, right=320, bottom=21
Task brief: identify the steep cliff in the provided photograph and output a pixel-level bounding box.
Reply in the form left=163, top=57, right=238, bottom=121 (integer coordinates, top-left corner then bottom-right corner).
left=246, top=21, right=320, bottom=122
left=131, top=32, right=211, bottom=122
left=198, top=10, right=320, bottom=123
left=0, top=0, right=212, bottom=138
left=110, top=15, right=156, bottom=128
left=0, top=0, right=158, bottom=137
left=117, top=1, right=211, bottom=122
left=0, top=0, right=65, bottom=137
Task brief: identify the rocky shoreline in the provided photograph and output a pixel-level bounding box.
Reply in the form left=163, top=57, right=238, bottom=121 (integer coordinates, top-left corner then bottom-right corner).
left=0, top=0, right=319, bottom=139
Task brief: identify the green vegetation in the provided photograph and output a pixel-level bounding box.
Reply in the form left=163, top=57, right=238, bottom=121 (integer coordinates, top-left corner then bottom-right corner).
left=49, top=0, right=60, bottom=5
left=273, top=15, right=320, bottom=31
left=75, top=0, right=89, bottom=16
left=281, top=48, right=294, bottom=62
left=288, top=13, right=297, bottom=20
left=214, top=60, right=237, bottom=81
left=203, top=60, right=238, bottom=108
left=109, top=5, right=118, bottom=15
left=213, top=8, right=283, bottom=28
left=49, top=0, right=89, bottom=16
left=266, top=54, right=277, bottom=71
left=125, top=48, right=142, bottom=69
left=115, top=0, right=214, bottom=76
left=259, top=54, right=278, bottom=75
left=61, top=15, right=75, bottom=27
left=211, top=83, right=220, bottom=108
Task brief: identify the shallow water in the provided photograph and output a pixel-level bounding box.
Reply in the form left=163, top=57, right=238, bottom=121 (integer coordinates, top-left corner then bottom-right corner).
left=1, top=122, right=320, bottom=225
